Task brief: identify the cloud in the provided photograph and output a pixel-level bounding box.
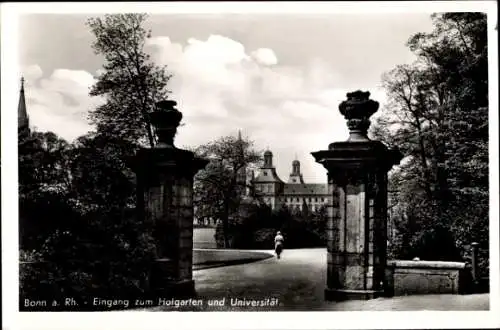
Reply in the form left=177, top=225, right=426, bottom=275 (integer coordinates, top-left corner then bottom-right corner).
left=145, top=34, right=361, bottom=181
left=23, top=33, right=386, bottom=182
left=21, top=65, right=102, bottom=142
left=251, top=48, right=278, bottom=66
left=23, top=64, right=43, bottom=81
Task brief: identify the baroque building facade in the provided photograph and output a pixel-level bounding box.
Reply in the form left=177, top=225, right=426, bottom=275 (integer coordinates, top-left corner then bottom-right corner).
left=251, top=150, right=330, bottom=213
left=194, top=140, right=330, bottom=227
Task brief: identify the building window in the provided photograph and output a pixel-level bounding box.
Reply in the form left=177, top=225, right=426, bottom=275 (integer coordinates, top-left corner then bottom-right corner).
left=315, top=198, right=318, bottom=202
left=264, top=171, right=268, bottom=176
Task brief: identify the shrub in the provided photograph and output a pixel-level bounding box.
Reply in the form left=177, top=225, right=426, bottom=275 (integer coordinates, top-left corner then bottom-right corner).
left=20, top=207, right=157, bottom=308
left=214, top=204, right=326, bottom=249
left=252, top=228, right=276, bottom=249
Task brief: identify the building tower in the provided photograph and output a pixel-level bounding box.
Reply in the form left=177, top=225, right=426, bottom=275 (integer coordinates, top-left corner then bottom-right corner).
left=288, top=156, right=305, bottom=184
left=18, top=77, right=30, bottom=141
left=263, top=149, right=273, bottom=168
left=253, top=149, right=284, bottom=209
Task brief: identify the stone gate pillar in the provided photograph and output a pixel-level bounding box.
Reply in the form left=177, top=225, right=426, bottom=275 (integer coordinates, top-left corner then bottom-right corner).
left=312, top=91, right=402, bottom=301
left=133, top=100, right=208, bottom=297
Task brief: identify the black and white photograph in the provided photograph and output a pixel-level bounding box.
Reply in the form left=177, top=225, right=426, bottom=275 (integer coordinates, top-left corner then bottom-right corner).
left=1, top=1, right=499, bottom=329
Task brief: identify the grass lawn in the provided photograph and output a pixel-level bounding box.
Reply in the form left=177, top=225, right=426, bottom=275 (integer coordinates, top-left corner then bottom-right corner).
left=193, top=249, right=273, bottom=270
left=193, top=227, right=216, bottom=249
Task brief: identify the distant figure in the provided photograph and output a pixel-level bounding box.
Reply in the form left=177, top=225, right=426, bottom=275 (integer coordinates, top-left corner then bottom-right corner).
left=274, top=231, right=284, bottom=259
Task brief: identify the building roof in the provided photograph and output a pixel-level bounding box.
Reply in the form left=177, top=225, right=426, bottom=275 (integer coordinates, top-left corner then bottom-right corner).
left=253, top=167, right=284, bottom=184
left=283, top=183, right=328, bottom=195
left=288, top=173, right=305, bottom=184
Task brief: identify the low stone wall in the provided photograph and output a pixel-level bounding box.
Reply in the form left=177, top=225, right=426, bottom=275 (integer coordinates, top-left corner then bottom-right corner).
left=385, top=260, right=467, bottom=296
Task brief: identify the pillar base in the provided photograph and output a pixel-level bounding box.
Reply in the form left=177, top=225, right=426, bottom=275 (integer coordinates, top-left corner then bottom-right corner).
left=152, top=279, right=196, bottom=298
left=325, top=288, right=384, bottom=301
left=150, top=259, right=196, bottom=297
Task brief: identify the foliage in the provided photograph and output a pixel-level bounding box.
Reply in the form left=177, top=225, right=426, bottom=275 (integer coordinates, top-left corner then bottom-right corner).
left=372, top=13, right=488, bottom=276
left=68, top=132, right=137, bottom=212
left=19, top=209, right=157, bottom=305
left=18, top=131, right=72, bottom=197
left=18, top=131, right=76, bottom=250
left=194, top=133, right=262, bottom=248
left=87, top=13, right=173, bottom=147
left=18, top=132, right=161, bottom=304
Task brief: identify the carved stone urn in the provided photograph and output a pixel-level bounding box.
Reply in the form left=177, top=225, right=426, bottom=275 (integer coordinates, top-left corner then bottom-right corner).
left=150, top=100, right=183, bottom=148
left=338, top=90, right=379, bottom=142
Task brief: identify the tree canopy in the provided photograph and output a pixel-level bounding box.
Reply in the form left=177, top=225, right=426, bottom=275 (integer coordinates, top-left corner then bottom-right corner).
left=194, top=133, right=262, bottom=247
left=371, top=13, right=488, bottom=274
left=87, top=13, right=173, bottom=147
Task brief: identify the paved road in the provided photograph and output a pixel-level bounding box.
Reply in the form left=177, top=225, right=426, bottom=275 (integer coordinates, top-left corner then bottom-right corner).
left=152, top=248, right=489, bottom=311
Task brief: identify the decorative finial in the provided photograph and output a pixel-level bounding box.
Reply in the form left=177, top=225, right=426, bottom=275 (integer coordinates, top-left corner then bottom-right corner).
left=150, top=100, right=182, bottom=148
left=20, top=77, right=25, bottom=91
left=338, top=90, right=379, bottom=142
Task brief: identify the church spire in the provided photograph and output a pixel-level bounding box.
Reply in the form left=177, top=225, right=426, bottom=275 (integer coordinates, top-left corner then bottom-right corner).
left=18, top=77, right=30, bottom=139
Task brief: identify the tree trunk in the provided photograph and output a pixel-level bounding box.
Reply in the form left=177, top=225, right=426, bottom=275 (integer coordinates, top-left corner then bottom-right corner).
left=222, top=213, right=230, bottom=249
left=221, top=198, right=230, bottom=248
left=145, top=121, right=155, bottom=148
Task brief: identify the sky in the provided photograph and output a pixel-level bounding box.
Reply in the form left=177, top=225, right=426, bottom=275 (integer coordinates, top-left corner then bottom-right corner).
left=18, top=12, right=435, bottom=183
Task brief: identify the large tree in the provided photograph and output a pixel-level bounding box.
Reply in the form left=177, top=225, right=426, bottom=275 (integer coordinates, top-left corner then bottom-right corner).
left=87, top=13, right=172, bottom=147
left=18, top=130, right=76, bottom=250
left=371, top=13, right=488, bottom=272
left=194, top=134, right=262, bottom=248
left=67, top=132, right=137, bottom=214
left=81, top=13, right=175, bottom=219
left=18, top=131, right=72, bottom=197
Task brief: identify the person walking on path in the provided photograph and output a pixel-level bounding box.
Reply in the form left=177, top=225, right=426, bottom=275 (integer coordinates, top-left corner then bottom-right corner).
left=274, top=231, right=284, bottom=259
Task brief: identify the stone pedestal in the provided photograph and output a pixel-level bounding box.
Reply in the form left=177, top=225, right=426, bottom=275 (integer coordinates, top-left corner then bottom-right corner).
left=312, top=91, right=402, bottom=301
left=133, top=100, right=208, bottom=297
